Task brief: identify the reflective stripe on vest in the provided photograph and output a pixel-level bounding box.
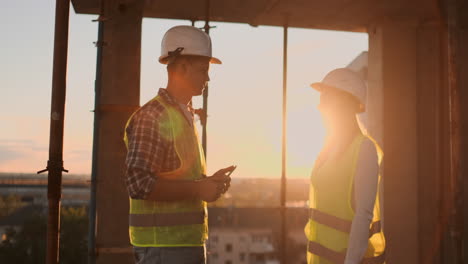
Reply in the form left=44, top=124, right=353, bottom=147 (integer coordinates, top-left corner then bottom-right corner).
left=129, top=211, right=205, bottom=227
left=309, top=208, right=382, bottom=237
left=308, top=241, right=386, bottom=264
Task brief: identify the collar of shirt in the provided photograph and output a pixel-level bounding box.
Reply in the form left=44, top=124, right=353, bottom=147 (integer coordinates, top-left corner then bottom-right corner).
left=158, top=88, right=179, bottom=106
left=158, top=88, right=195, bottom=124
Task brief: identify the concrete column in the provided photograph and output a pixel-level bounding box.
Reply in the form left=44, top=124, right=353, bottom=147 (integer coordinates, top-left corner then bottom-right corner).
left=416, top=22, right=447, bottom=264
left=368, top=19, right=465, bottom=264
left=368, top=20, right=420, bottom=264
left=95, top=0, right=143, bottom=263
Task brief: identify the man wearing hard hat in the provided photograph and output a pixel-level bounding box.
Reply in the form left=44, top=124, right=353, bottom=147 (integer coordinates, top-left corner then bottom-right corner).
left=124, top=25, right=236, bottom=264
left=304, top=68, right=386, bottom=264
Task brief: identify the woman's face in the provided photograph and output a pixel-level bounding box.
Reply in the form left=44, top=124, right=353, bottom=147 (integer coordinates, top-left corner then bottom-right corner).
left=318, top=87, right=361, bottom=129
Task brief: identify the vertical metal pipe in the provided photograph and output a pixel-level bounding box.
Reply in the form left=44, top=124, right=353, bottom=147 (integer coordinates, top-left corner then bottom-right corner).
left=280, top=24, right=288, bottom=264
left=202, top=70, right=209, bottom=158
left=45, top=0, right=70, bottom=263
left=88, top=2, right=106, bottom=263
left=201, top=0, right=211, bottom=158
left=446, top=0, right=463, bottom=263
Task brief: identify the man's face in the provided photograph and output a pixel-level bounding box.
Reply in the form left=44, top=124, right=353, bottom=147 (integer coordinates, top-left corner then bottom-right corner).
left=184, top=58, right=211, bottom=96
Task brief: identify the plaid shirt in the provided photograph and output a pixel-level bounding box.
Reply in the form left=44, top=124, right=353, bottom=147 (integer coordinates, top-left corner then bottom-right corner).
left=124, top=88, right=194, bottom=199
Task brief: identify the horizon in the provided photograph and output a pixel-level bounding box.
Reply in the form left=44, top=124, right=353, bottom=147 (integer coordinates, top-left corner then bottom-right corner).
left=0, top=171, right=310, bottom=181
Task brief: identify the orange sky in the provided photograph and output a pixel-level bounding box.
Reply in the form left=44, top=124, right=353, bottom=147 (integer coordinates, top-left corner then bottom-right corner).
left=1, top=3, right=368, bottom=178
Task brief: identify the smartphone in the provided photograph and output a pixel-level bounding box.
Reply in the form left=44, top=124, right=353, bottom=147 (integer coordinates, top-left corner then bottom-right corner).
left=226, top=166, right=237, bottom=177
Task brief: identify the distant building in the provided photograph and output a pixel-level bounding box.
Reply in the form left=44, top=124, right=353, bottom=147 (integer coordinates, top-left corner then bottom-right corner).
left=207, top=228, right=277, bottom=264
left=0, top=173, right=90, bottom=206
left=207, top=207, right=308, bottom=264
left=0, top=204, right=45, bottom=242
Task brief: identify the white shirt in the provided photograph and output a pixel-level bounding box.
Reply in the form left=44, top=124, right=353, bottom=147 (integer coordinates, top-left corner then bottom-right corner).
left=344, top=138, right=380, bottom=264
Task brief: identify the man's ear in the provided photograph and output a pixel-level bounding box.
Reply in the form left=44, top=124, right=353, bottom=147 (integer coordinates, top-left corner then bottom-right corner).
left=178, top=61, right=189, bottom=76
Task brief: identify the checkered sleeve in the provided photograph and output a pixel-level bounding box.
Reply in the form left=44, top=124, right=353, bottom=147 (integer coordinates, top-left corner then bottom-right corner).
left=124, top=103, right=168, bottom=199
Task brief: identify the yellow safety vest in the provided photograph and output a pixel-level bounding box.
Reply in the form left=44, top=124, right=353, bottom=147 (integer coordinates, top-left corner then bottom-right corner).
left=123, top=95, right=208, bottom=247
left=305, top=134, right=386, bottom=264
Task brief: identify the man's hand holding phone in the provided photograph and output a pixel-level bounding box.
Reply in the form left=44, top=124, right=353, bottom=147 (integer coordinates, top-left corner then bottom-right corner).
left=210, top=165, right=236, bottom=194
left=196, top=165, right=237, bottom=202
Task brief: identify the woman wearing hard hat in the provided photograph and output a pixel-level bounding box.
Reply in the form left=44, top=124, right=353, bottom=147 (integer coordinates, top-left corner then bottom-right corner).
left=304, top=68, right=386, bottom=264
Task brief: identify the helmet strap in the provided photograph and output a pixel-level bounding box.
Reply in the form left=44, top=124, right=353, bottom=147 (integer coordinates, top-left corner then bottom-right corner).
left=168, top=47, right=184, bottom=58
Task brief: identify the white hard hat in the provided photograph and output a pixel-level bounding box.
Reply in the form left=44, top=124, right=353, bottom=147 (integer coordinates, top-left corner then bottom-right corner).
left=159, top=25, right=221, bottom=64
left=310, top=68, right=366, bottom=107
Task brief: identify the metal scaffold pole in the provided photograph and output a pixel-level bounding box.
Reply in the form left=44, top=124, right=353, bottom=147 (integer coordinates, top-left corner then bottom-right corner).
left=280, top=24, right=288, bottom=264
left=201, top=0, right=212, bottom=157
left=88, top=0, right=106, bottom=262
left=37, top=0, right=71, bottom=263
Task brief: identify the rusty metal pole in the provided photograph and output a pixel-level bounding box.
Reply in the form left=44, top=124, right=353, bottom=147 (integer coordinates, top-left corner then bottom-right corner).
left=37, top=0, right=70, bottom=263
left=280, top=24, right=288, bottom=264
left=446, top=0, right=463, bottom=263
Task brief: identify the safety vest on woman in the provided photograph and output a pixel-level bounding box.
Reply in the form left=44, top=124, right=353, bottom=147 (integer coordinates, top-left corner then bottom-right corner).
left=305, top=134, right=386, bottom=264
left=123, top=95, right=207, bottom=247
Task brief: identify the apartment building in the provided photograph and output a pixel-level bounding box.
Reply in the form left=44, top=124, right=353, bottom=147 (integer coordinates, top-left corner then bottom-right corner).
left=207, top=228, right=277, bottom=264
left=207, top=207, right=308, bottom=264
